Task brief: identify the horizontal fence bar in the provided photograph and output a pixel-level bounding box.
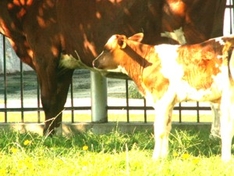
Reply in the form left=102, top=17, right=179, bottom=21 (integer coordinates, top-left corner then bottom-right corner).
left=0, top=106, right=211, bottom=112
left=107, top=106, right=211, bottom=111
left=0, top=107, right=92, bottom=112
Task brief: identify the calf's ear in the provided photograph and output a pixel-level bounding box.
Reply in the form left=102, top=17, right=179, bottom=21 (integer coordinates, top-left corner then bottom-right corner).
left=128, top=33, right=144, bottom=42
left=118, top=38, right=127, bottom=49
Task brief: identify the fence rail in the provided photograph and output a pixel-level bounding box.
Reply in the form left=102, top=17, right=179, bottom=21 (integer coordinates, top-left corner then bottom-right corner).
left=0, top=2, right=233, bottom=125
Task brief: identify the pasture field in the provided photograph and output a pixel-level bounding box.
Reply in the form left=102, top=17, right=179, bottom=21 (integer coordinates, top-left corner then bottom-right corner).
left=1, top=127, right=234, bottom=176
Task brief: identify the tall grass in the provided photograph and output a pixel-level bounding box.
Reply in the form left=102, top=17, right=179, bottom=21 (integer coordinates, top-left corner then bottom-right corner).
left=0, top=128, right=234, bottom=175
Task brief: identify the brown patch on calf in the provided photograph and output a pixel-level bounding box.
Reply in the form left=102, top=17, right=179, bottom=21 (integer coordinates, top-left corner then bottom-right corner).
left=177, top=43, right=223, bottom=89
left=142, top=54, right=170, bottom=101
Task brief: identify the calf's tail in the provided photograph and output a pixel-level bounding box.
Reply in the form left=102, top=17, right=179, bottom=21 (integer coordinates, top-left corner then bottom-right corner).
left=228, top=47, right=234, bottom=83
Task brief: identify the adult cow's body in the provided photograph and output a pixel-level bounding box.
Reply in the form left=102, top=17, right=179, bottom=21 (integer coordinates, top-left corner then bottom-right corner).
left=93, top=33, right=234, bottom=161
left=0, top=0, right=226, bottom=134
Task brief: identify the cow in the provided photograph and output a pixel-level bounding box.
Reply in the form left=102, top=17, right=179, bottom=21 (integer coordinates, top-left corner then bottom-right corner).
left=0, top=0, right=226, bottom=135
left=93, top=33, right=234, bottom=161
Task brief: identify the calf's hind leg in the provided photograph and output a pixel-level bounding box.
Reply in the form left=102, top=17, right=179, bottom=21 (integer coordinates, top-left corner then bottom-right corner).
left=220, top=89, right=234, bottom=161
left=210, top=103, right=221, bottom=139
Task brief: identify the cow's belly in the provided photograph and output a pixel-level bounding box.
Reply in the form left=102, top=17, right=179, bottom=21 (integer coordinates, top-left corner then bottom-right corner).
left=175, top=81, right=222, bottom=102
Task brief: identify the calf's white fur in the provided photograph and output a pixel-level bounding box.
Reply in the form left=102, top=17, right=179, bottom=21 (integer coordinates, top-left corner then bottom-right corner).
left=93, top=33, right=234, bottom=161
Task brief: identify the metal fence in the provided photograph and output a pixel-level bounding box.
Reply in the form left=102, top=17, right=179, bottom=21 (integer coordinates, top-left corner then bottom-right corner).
left=0, top=1, right=234, bottom=124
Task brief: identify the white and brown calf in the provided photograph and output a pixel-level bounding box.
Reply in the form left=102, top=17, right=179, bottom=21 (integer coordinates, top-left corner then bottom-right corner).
left=93, top=33, right=234, bottom=161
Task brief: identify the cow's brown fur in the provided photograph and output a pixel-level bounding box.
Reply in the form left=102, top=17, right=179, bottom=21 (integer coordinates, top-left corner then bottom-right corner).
left=0, top=0, right=226, bottom=134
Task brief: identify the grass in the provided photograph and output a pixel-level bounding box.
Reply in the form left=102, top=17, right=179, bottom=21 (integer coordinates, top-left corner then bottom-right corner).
left=1, top=127, right=234, bottom=176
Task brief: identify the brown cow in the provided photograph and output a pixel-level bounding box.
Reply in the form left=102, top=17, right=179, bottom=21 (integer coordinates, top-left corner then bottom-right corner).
left=93, top=33, right=234, bottom=161
left=0, top=0, right=226, bottom=135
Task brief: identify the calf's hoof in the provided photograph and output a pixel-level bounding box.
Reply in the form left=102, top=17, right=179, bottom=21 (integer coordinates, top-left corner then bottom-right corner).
left=209, top=129, right=221, bottom=140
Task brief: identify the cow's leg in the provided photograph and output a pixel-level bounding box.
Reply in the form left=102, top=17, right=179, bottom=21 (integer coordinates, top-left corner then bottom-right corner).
left=210, top=103, right=221, bottom=139
left=153, top=104, right=173, bottom=159
left=36, top=63, right=74, bottom=135
left=49, top=69, right=74, bottom=135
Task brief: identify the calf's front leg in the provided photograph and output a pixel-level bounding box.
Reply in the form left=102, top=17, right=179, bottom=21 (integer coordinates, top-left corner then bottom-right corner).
left=153, top=105, right=173, bottom=160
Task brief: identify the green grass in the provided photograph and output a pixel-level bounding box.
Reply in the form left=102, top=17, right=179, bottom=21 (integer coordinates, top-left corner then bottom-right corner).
left=1, top=128, right=234, bottom=176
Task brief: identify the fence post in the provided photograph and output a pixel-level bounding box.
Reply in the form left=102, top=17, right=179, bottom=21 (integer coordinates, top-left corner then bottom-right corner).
left=90, top=71, right=107, bottom=122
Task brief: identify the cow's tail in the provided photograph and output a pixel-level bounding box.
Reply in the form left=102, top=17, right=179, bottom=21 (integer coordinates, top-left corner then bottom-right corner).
left=228, top=47, right=234, bottom=84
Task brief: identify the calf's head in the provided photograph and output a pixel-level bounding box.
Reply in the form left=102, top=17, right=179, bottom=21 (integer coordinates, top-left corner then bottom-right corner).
left=93, top=33, right=144, bottom=71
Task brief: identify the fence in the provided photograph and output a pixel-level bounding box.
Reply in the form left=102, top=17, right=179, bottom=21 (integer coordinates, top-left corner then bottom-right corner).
left=0, top=1, right=234, bottom=125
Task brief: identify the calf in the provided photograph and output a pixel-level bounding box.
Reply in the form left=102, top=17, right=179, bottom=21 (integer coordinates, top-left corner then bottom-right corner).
left=93, top=33, right=234, bottom=161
